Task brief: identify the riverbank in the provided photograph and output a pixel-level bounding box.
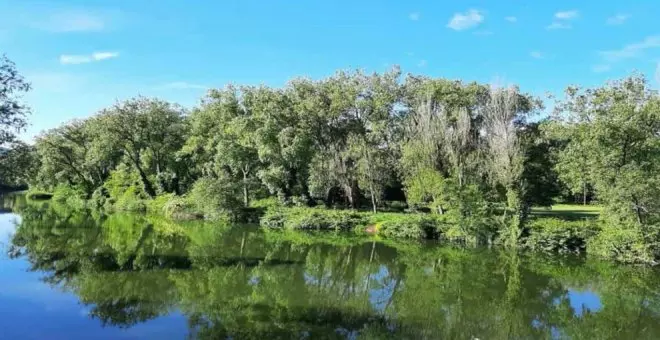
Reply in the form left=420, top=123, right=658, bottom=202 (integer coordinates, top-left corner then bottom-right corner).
left=20, top=189, right=618, bottom=262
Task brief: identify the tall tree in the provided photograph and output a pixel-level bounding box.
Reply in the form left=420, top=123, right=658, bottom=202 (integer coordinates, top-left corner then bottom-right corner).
left=0, top=55, right=30, bottom=145
left=101, top=97, right=187, bottom=197
left=482, top=86, right=540, bottom=246
left=552, top=75, right=660, bottom=227
left=184, top=87, right=260, bottom=207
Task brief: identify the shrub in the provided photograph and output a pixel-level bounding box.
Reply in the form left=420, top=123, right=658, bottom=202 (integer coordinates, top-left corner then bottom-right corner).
left=188, top=177, right=243, bottom=220
left=524, top=218, right=600, bottom=253
left=113, top=184, right=147, bottom=212
left=375, top=214, right=443, bottom=240
left=52, top=185, right=87, bottom=210
left=587, top=225, right=658, bottom=264
left=261, top=207, right=366, bottom=231
left=90, top=186, right=110, bottom=210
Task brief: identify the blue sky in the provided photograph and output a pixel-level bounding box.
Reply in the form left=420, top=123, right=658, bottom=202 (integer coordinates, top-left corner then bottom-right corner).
left=1, top=0, right=660, bottom=141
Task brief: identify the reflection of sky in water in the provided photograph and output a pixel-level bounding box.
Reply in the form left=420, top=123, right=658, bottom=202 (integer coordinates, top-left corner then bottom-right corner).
left=552, top=288, right=602, bottom=317
left=368, top=265, right=396, bottom=313
left=568, top=289, right=602, bottom=316
left=0, top=213, right=19, bottom=252
left=0, top=212, right=187, bottom=340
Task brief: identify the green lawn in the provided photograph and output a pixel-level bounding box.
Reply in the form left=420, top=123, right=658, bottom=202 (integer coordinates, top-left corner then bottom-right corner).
left=531, top=204, right=602, bottom=220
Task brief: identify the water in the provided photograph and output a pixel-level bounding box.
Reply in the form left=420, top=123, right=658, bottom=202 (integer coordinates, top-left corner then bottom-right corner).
left=2, top=194, right=660, bottom=339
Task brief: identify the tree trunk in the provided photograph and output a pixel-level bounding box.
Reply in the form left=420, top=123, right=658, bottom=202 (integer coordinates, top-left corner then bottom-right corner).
left=370, top=185, right=377, bottom=213
left=240, top=232, right=246, bottom=256
left=583, top=182, right=587, bottom=206
left=137, top=166, right=156, bottom=198
left=345, top=184, right=354, bottom=209
left=242, top=169, right=250, bottom=207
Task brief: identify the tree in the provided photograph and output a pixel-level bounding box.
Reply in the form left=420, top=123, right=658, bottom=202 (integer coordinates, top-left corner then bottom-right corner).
left=101, top=97, right=187, bottom=197
left=482, top=86, right=540, bottom=246
left=35, top=117, right=119, bottom=195
left=184, top=87, right=260, bottom=207
left=0, top=141, right=38, bottom=188
left=519, top=121, right=562, bottom=207
left=552, top=75, right=660, bottom=227
left=0, top=55, right=30, bottom=146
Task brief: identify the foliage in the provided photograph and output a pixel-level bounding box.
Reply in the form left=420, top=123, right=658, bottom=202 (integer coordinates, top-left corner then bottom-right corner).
left=0, top=141, right=38, bottom=188
left=261, top=207, right=366, bottom=231
left=25, top=68, right=660, bottom=264
left=11, top=202, right=660, bottom=338
left=374, top=213, right=443, bottom=240
left=587, top=224, right=659, bottom=264
left=52, top=185, right=87, bottom=210
left=188, top=176, right=243, bottom=220
left=551, top=75, right=660, bottom=226
left=0, top=54, right=30, bottom=145
left=524, top=218, right=600, bottom=253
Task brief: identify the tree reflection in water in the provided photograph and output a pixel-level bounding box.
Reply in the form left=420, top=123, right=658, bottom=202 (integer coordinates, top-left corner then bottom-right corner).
left=8, top=200, right=660, bottom=339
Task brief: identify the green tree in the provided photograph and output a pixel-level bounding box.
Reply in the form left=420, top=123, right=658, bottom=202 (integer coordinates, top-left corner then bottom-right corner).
left=184, top=86, right=260, bottom=207
left=0, top=141, right=38, bottom=188
left=552, top=75, right=660, bottom=263
left=0, top=54, right=30, bottom=145
left=35, top=117, right=119, bottom=195
left=101, top=97, right=187, bottom=197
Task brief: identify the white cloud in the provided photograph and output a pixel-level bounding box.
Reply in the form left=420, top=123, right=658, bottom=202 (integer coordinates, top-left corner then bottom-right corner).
left=530, top=51, right=543, bottom=59
left=409, top=12, right=420, bottom=21
left=592, top=64, right=611, bottom=73
left=31, top=9, right=107, bottom=33
left=555, top=10, right=579, bottom=20
left=505, top=16, right=517, bottom=23
left=546, top=22, right=572, bottom=30
left=599, top=35, right=660, bottom=62
left=92, top=52, right=119, bottom=60
left=157, top=82, right=208, bottom=90
left=417, top=60, right=427, bottom=67
left=607, top=14, right=630, bottom=25
left=447, top=9, right=484, bottom=31
left=60, top=51, right=119, bottom=65
left=59, top=55, right=92, bottom=64
left=655, top=62, right=660, bottom=85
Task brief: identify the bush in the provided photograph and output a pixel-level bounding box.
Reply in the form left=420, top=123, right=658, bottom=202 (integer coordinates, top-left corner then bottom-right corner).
left=261, top=207, right=366, bottom=231
left=90, top=186, right=110, bottom=210
left=189, top=177, right=243, bottom=220
left=524, top=218, right=600, bottom=253
left=375, top=214, right=443, bottom=240
left=52, top=185, right=87, bottom=210
left=587, top=225, right=658, bottom=264
left=113, top=184, right=147, bottom=212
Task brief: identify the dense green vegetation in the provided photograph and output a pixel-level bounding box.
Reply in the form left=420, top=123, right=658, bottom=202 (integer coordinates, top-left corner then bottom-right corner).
left=6, top=199, right=660, bottom=339
left=0, top=55, right=33, bottom=191
left=3, top=53, right=660, bottom=263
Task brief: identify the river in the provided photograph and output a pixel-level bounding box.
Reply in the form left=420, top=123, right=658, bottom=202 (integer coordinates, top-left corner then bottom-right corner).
left=1, top=193, right=660, bottom=339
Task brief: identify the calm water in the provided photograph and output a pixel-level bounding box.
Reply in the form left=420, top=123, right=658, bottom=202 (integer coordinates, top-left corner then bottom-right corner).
left=2, top=194, right=660, bottom=339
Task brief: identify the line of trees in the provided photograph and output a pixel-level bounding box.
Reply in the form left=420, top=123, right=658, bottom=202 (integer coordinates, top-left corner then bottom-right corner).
left=28, top=68, right=557, bottom=241
left=3, top=52, right=660, bottom=254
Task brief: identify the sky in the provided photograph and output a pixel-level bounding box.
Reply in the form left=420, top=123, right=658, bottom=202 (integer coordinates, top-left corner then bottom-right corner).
left=1, top=0, right=660, bottom=142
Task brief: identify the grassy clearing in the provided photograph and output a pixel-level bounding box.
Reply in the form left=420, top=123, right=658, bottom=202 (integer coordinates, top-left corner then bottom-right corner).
left=531, top=204, right=602, bottom=220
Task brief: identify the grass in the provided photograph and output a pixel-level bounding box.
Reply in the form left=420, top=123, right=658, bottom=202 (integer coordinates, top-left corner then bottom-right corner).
left=531, top=204, right=602, bottom=220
